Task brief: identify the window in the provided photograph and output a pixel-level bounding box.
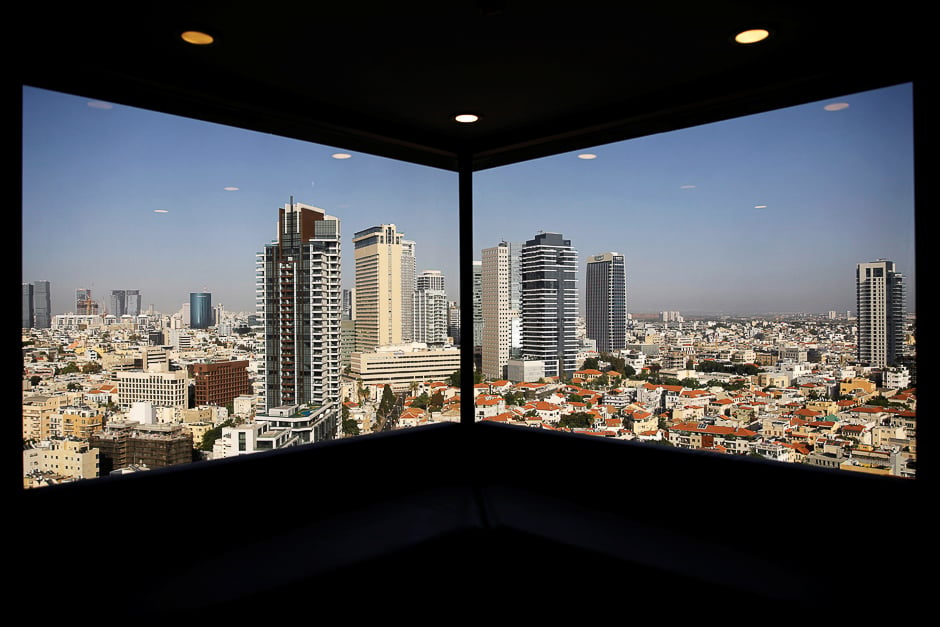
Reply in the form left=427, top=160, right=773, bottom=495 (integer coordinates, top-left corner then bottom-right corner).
left=473, top=82, right=916, bottom=478
left=21, top=85, right=459, bottom=486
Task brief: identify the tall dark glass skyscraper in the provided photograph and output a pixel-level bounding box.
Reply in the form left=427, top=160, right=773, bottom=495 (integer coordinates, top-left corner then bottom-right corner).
left=32, top=280, right=52, bottom=328
left=22, top=283, right=34, bottom=328
left=190, top=292, right=213, bottom=329
left=585, top=252, right=627, bottom=353
left=521, top=232, right=578, bottom=379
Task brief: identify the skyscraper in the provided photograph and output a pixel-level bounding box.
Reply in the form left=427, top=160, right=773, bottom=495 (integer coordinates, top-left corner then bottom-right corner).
left=413, top=270, right=448, bottom=346
left=585, top=252, right=627, bottom=353
left=472, top=260, right=483, bottom=349
left=33, top=281, right=51, bottom=328
left=76, top=288, right=98, bottom=315
left=353, top=224, right=407, bottom=352
left=401, top=238, right=416, bottom=342
left=521, top=232, right=578, bottom=379
left=22, top=283, right=34, bottom=328
left=481, top=240, right=523, bottom=380
left=856, top=259, right=906, bottom=368
left=190, top=292, right=213, bottom=329
left=256, top=201, right=342, bottom=440
left=111, top=289, right=142, bottom=317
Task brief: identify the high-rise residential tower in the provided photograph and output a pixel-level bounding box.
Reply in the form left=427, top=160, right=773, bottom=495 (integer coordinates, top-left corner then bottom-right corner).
left=856, top=259, right=906, bottom=368
left=190, top=292, right=213, bottom=329
left=353, top=224, right=407, bottom=352
left=585, top=252, right=627, bottom=353
left=401, top=238, right=416, bottom=342
left=472, top=260, right=483, bottom=349
left=521, top=232, right=578, bottom=379
left=256, top=201, right=342, bottom=441
left=413, top=270, right=448, bottom=346
left=481, top=240, right=523, bottom=380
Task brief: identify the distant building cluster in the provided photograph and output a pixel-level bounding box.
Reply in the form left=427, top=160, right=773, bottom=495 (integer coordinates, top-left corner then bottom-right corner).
left=21, top=202, right=915, bottom=487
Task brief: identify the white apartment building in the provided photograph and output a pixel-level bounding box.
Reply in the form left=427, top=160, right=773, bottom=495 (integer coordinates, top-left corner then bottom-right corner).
left=117, top=369, right=190, bottom=409
left=482, top=241, right=522, bottom=380
left=413, top=270, right=448, bottom=346
left=256, top=202, right=342, bottom=441
left=856, top=259, right=906, bottom=367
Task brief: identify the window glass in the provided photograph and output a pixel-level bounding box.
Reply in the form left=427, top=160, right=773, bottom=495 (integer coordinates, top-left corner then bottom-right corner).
left=473, top=83, right=916, bottom=479
left=21, top=86, right=460, bottom=487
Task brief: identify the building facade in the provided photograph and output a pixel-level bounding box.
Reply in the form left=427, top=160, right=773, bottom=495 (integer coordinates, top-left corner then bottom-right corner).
left=401, top=238, right=416, bottom=342
left=117, top=369, right=190, bottom=409
left=22, top=283, right=34, bottom=328
left=585, top=252, right=627, bottom=353
left=190, top=360, right=251, bottom=409
left=190, top=292, right=213, bottom=329
left=350, top=343, right=461, bottom=393
left=32, top=280, right=52, bottom=328
left=353, top=224, right=411, bottom=351
left=521, top=232, right=578, bottom=379
left=256, top=201, right=342, bottom=440
left=111, top=289, right=142, bottom=317
left=76, top=288, right=98, bottom=315
left=413, top=270, right=448, bottom=346
left=856, top=259, right=906, bottom=367
left=481, top=240, right=523, bottom=380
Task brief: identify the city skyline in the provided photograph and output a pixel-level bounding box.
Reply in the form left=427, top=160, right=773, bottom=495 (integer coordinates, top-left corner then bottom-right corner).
left=23, top=82, right=915, bottom=319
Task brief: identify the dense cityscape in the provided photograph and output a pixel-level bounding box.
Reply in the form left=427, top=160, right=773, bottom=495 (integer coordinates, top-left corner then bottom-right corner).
left=21, top=203, right=916, bottom=486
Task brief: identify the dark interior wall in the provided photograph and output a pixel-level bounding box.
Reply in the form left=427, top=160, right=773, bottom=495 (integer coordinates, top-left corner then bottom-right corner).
left=14, top=422, right=925, bottom=622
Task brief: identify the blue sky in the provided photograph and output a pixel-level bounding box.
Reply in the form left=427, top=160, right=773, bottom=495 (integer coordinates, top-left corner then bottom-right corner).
left=474, top=82, right=915, bottom=315
left=23, top=82, right=914, bottom=318
left=21, top=86, right=459, bottom=315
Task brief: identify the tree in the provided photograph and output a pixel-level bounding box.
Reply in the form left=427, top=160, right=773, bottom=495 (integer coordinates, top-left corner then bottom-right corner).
left=429, top=391, right=445, bottom=412
left=81, top=362, right=102, bottom=374
left=378, top=384, right=395, bottom=416
left=559, top=412, right=592, bottom=429
left=412, top=392, right=430, bottom=409
left=342, top=419, right=360, bottom=436
left=449, top=369, right=461, bottom=387
left=582, top=357, right=599, bottom=371
left=29, top=375, right=41, bottom=387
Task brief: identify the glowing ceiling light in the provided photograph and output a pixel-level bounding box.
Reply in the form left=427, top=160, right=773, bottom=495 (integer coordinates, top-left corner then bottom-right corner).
left=824, top=102, right=850, bottom=111
left=181, top=30, right=214, bottom=45
left=734, top=28, right=769, bottom=44
left=331, top=153, right=352, bottom=159
left=577, top=153, right=597, bottom=160
left=455, top=113, right=479, bottom=123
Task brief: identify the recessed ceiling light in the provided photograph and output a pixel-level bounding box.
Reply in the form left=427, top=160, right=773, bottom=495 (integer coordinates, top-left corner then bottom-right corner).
left=577, top=153, right=597, bottom=160
left=224, top=186, right=239, bottom=191
left=153, top=209, right=169, bottom=213
left=455, top=113, right=480, bottom=123
left=181, top=30, right=214, bottom=45
left=331, top=153, right=352, bottom=159
left=824, top=102, right=850, bottom=111
left=734, top=28, right=769, bottom=44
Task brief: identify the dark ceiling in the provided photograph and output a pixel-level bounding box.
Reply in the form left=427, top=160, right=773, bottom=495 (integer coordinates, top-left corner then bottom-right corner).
left=18, top=1, right=925, bottom=171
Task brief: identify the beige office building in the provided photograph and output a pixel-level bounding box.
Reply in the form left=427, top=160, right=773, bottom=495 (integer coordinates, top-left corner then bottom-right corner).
left=353, top=224, right=408, bottom=352
left=350, top=343, right=461, bottom=392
